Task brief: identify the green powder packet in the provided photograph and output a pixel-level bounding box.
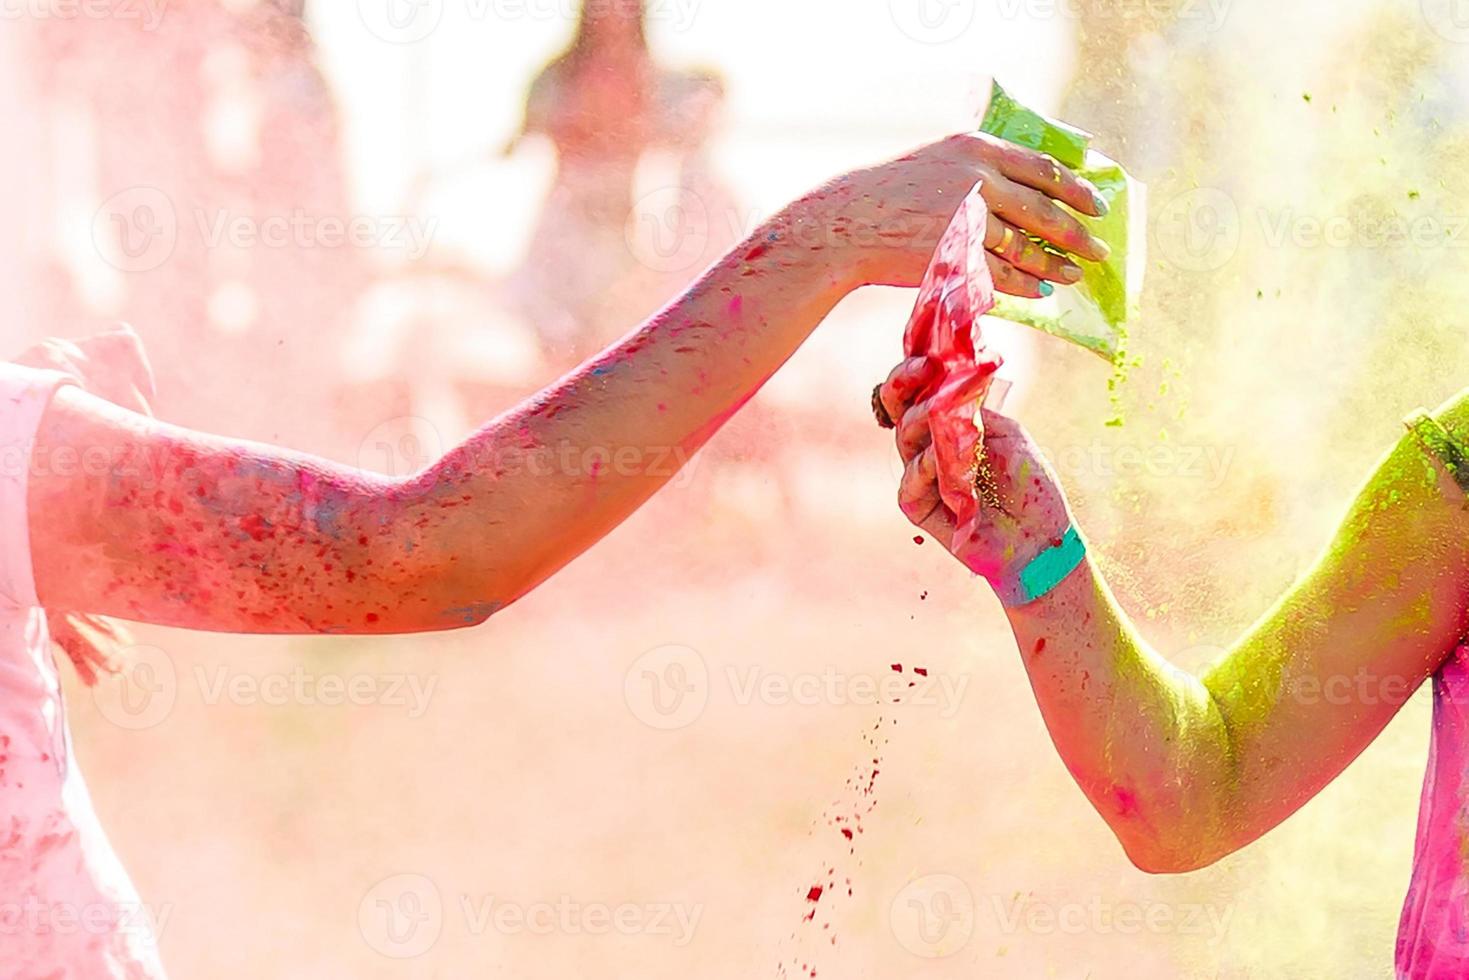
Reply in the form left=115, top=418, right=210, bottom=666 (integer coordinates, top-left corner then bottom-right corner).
left=978, top=80, right=1146, bottom=362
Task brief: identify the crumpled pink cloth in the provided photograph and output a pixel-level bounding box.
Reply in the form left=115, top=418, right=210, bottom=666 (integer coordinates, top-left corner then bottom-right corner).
left=900, top=184, right=1004, bottom=547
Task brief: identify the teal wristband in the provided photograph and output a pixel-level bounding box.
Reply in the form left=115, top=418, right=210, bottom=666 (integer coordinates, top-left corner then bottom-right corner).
left=1003, top=526, right=1086, bottom=607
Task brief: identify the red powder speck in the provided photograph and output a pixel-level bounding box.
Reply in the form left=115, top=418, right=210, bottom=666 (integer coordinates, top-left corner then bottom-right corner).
left=914, top=667, right=928, bottom=677
left=365, top=613, right=380, bottom=624
left=840, top=828, right=853, bottom=840
left=890, top=663, right=902, bottom=672
left=913, top=535, right=925, bottom=545
left=1034, top=637, right=1047, bottom=655
left=745, top=242, right=772, bottom=262
left=806, top=885, right=823, bottom=903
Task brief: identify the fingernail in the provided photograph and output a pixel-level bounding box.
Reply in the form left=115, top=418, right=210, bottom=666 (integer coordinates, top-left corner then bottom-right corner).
left=1090, top=189, right=1110, bottom=217
left=1039, top=282, right=1054, bottom=297
left=1089, top=236, right=1112, bottom=260
left=1059, top=262, right=1084, bottom=283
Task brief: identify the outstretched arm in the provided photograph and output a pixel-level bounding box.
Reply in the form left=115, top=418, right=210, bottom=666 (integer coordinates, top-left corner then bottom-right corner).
left=884, top=362, right=1469, bottom=872
left=32, top=135, right=1110, bottom=636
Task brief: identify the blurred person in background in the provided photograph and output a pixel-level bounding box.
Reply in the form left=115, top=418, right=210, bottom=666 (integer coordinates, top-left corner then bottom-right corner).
left=880, top=343, right=1469, bottom=979
left=505, top=0, right=737, bottom=364
left=25, top=1, right=366, bottom=455
left=2, top=133, right=1108, bottom=977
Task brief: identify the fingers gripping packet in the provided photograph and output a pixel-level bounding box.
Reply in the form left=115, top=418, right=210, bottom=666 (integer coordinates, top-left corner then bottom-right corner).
left=978, top=80, right=1146, bottom=362
left=903, top=185, right=1002, bottom=541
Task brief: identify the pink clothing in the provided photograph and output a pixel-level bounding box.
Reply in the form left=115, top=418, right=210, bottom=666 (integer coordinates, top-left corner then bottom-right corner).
left=0, top=364, right=165, bottom=978
left=1398, top=643, right=1469, bottom=978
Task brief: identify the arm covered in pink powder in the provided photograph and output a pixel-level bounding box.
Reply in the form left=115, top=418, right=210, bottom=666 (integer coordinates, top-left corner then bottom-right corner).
left=26, top=134, right=1103, bottom=635
left=27, top=205, right=842, bottom=634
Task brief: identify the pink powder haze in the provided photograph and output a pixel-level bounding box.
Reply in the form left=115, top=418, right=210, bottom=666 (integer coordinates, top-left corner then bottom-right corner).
left=0, top=2, right=1456, bottom=979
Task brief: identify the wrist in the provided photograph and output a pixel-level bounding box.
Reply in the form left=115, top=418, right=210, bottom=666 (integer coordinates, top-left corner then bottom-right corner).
left=777, top=192, right=867, bottom=297
left=991, top=524, right=1088, bottom=608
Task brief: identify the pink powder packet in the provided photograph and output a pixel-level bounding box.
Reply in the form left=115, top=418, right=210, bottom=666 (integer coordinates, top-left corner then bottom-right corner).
left=900, top=184, right=1003, bottom=538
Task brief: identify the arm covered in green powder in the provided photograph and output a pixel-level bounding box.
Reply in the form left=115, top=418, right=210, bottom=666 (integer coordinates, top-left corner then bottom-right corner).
left=881, top=364, right=1469, bottom=871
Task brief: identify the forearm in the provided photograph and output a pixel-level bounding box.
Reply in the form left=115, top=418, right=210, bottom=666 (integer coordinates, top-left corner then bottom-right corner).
left=1001, top=420, right=1469, bottom=872
left=1005, top=558, right=1234, bottom=872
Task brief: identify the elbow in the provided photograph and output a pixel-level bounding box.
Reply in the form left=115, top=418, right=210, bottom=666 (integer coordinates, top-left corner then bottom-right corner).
left=1092, top=783, right=1233, bottom=875
left=1117, top=835, right=1226, bottom=876
left=370, top=598, right=506, bottom=635
left=1107, top=807, right=1236, bottom=875
left=370, top=566, right=512, bottom=634
left=413, top=565, right=513, bottom=631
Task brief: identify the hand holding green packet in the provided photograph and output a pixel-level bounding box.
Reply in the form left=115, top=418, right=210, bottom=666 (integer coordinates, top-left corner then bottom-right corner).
left=978, top=80, right=1146, bottom=362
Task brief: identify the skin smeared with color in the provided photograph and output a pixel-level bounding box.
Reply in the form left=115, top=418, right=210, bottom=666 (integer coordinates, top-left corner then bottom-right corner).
left=27, top=133, right=1109, bottom=639
left=881, top=362, right=1469, bottom=873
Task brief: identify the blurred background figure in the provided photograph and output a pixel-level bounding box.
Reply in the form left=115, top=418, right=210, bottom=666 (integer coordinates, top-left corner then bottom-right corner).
left=505, top=0, right=735, bottom=365
left=24, top=0, right=368, bottom=455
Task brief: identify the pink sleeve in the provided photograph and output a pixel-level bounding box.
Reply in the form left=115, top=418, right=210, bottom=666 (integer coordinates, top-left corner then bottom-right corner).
left=0, top=364, right=75, bottom=610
